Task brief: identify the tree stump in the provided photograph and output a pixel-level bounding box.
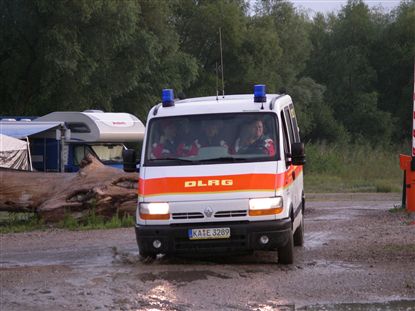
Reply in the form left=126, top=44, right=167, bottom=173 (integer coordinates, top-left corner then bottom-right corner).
left=0, top=154, right=139, bottom=222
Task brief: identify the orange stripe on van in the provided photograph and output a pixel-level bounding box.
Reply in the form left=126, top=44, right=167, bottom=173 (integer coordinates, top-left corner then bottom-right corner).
left=139, top=166, right=302, bottom=197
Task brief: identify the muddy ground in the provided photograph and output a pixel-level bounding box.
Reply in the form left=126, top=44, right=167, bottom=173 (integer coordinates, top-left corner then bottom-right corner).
left=1, top=193, right=415, bottom=311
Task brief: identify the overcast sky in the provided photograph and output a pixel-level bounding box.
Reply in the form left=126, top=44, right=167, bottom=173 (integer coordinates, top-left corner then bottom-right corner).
left=289, top=0, right=401, bottom=15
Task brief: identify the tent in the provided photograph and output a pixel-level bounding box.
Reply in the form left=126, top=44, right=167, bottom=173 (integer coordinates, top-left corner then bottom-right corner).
left=0, top=134, right=31, bottom=170
left=0, top=121, right=63, bottom=139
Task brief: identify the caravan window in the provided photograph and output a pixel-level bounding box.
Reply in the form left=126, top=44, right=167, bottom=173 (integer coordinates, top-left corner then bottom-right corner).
left=67, top=123, right=90, bottom=133
left=74, top=145, right=87, bottom=165
left=73, top=144, right=125, bottom=165
left=90, top=144, right=124, bottom=164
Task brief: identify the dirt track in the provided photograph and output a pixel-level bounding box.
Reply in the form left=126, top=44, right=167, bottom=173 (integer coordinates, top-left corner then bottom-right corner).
left=1, top=193, right=415, bottom=310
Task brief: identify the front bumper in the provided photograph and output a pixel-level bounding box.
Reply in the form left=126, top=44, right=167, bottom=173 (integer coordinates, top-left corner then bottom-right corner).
left=135, top=219, right=291, bottom=256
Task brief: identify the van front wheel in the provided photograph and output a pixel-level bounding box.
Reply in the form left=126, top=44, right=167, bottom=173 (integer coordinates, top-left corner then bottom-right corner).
left=293, top=217, right=304, bottom=247
left=138, top=248, right=157, bottom=263
left=278, top=231, right=294, bottom=264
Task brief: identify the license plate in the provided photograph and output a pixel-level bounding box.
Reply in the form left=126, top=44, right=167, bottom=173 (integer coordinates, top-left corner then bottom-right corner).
left=188, top=227, right=231, bottom=240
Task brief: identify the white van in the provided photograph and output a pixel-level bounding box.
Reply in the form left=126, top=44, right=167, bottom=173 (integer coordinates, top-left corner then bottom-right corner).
left=124, top=85, right=305, bottom=264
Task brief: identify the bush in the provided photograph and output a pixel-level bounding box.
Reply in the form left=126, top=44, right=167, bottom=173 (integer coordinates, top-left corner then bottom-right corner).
left=305, top=142, right=405, bottom=193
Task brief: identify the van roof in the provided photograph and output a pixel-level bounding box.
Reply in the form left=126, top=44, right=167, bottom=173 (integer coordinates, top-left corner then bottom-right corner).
left=151, top=94, right=292, bottom=118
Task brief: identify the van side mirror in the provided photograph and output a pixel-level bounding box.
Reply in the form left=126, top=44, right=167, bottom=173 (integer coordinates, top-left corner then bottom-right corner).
left=291, top=143, right=305, bottom=166
left=122, top=149, right=137, bottom=172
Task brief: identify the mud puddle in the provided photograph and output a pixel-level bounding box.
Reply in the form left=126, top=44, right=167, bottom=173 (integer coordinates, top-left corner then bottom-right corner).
left=1, top=193, right=414, bottom=311
left=1, top=245, right=139, bottom=270
left=299, top=300, right=415, bottom=310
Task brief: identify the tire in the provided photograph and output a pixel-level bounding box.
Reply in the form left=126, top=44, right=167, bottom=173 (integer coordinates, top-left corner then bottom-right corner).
left=278, top=231, right=294, bottom=264
left=139, top=255, right=156, bottom=264
left=293, top=216, right=304, bottom=247
left=138, top=245, right=157, bottom=263
left=139, top=251, right=157, bottom=263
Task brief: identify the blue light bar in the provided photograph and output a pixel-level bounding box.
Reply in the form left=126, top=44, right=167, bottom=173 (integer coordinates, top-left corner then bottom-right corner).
left=162, top=89, right=175, bottom=107
left=254, top=84, right=266, bottom=103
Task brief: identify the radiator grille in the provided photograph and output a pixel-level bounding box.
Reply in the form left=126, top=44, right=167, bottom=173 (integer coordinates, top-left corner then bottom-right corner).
left=172, top=212, right=204, bottom=220
left=172, top=210, right=248, bottom=220
left=214, top=210, right=247, bottom=218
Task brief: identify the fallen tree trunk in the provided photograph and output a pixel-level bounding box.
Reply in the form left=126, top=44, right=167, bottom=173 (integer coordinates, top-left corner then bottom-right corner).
left=0, top=154, right=139, bottom=222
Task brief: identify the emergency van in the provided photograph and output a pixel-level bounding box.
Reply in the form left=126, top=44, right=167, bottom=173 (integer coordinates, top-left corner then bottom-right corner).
left=124, top=85, right=305, bottom=264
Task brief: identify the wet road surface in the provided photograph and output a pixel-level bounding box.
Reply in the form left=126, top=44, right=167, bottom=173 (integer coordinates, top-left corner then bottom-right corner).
left=1, top=193, right=414, bottom=310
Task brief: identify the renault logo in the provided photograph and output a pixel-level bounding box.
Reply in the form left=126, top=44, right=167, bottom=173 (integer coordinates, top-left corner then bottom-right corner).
left=204, top=207, right=213, bottom=218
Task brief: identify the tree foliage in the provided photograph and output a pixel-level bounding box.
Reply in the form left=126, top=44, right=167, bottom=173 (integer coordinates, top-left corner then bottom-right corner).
left=1, top=0, right=414, bottom=145
left=304, top=0, right=413, bottom=144
left=0, top=0, right=197, bottom=119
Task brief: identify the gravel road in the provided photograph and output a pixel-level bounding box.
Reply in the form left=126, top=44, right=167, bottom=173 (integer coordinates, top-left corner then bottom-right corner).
left=1, top=193, right=415, bottom=311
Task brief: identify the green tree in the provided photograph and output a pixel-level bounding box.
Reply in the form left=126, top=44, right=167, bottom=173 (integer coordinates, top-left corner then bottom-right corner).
left=290, top=77, right=349, bottom=143
left=251, top=1, right=346, bottom=144
left=0, top=0, right=197, bottom=120
left=234, top=14, right=282, bottom=93
left=372, top=0, right=415, bottom=140
left=1, top=0, right=412, bottom=147
left=255, top=0, right=312, bottom=88
left=114, top=0, right=198, bottom=119
left=1, top=0, right=141, bottom=114
left=305, top=0, right=394, bottom=144
left=173, top=0, right=248, bottom=96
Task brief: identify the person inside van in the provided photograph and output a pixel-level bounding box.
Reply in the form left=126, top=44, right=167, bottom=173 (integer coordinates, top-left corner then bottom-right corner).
left=193, top=120, right=229, bottom=151
left=234, top=119, right=275, bottom=156
left=151, top=119, right=203, bottom=158
left=176, top=118, right=197, bottom=157
left=150, top=120, right=179, bottom=159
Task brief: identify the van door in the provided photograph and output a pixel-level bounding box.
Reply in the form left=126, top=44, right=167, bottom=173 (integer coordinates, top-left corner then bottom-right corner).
left=281, top=105, right=302, bottom=217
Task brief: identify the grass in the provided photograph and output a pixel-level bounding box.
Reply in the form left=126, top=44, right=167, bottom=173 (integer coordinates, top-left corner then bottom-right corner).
left=0, top=212, right=44, bottom=233
left=0, top=210, right=135, bottom=233
left=304, top=142, right=406, bottom=193
left=59, top=210, right=136, bottom=231
left=388, top=206, right=415, bottom=224
left=388, top=206, right=406, bottom=213
left=381, top=243, right=415, bottom=253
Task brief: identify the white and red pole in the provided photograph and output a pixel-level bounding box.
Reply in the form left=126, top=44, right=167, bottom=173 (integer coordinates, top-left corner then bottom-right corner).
left=402, top=59, right=415, bottom=209
left=412, top=59, right=415, bottom=159
left=404, top=59, right=415, bottom=211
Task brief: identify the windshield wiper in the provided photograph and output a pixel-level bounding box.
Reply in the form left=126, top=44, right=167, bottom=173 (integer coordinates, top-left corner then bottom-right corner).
left=148, top=157, right=251, bottom=165
left=198, top=157, right=249, bottom=163
left=148, top=157, right=199, bottom=164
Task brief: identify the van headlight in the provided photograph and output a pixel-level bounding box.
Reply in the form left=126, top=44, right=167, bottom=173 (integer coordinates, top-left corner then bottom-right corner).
left=249, top=197, right=283, bottom=216
left=139, top=202, right=170, bottom=220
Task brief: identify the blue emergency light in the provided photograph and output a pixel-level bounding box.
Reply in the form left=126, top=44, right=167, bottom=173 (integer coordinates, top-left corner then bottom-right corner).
left=254, top=84, right=267, bottom=103
left=162, top=89, right=175, bottom=107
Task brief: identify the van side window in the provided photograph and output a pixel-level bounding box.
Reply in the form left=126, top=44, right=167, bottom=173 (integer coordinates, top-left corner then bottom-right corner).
left=280, top=111, right=290, bottom=157
left=289, top=103, right=300, bottom=142
left=283, top=108, right=294, bottom=145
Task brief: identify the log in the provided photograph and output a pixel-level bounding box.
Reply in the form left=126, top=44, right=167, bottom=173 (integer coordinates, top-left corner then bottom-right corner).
left=0, top=154, right=139, bottom=222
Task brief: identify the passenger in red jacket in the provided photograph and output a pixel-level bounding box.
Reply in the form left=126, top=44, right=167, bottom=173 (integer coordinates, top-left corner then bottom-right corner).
left=151, top=119, right=198, bottom=159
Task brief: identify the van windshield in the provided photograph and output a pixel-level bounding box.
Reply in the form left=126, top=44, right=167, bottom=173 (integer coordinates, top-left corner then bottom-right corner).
left=144, top=113, right=279, bottom=166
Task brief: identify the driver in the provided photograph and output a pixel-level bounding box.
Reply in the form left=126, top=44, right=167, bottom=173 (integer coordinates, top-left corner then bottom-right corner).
left=193, top=120, right=228, bottom=151
left=234, top=119, right=275, bottom=156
